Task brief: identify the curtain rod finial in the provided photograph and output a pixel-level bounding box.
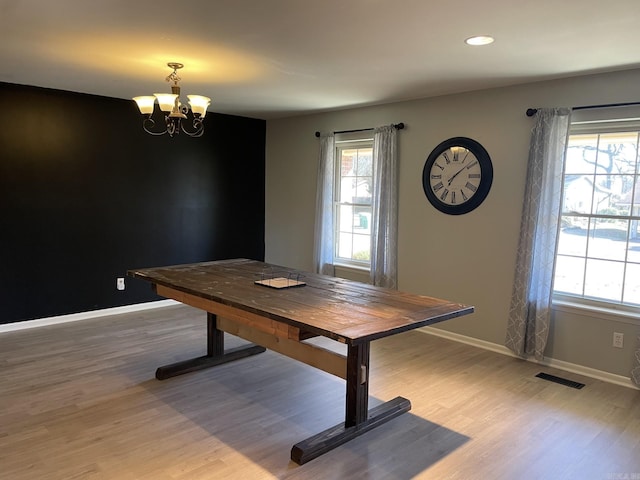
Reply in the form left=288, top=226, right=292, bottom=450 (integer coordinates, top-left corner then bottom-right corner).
left=315, top=131, right=320, bottom=137
left=526, top=108, right=538, bottom=117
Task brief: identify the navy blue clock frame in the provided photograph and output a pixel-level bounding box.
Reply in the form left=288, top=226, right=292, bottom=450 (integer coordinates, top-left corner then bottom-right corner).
left=422, top=136, right=493, bottom=215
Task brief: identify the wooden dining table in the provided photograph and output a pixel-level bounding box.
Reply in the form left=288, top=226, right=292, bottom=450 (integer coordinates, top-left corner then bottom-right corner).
left=128, top=258, right=474, bottom=465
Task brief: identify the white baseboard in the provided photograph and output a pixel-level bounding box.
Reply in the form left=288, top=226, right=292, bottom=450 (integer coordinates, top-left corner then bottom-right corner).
left=419, top=326, right=640, bottom=390
left=0, top=300, right=179, bottom=333
left=3, top=303, right=637, bottom=390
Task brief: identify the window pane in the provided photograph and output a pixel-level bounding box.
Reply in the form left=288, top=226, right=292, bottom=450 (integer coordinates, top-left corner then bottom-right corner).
left=355, top=150, right=372, bottom=176
left=565, top=134, right=598, bottom=174
left=338, top=232, right=352, bottom=259
left=352, top=233, right=370, bottom=261
left=629, top=229, right=640, bottom=263
left=554, top=255, right=585, bottom=295
left=338, top=204, right=353, bottom=232
left=617, top=176, right=639, bottom=217
left=596, top=132, right=638, bottom=175
left=562, top=175, right=593, bottom=215
left=339, top=148, right=356, bottom=204
left=583, top=259, right=624, bottom=302
left=341, top=149, right=357, bottom=175
left=593, top=174, right=635, bottom=216
left=355, top=180, right=372, bottom=203
left=339, top=176, right=356, bottom=203
left=623, top=263, right=640, bottom=305
left=587, top=218, right=629, bottom=261
left=353, top=206, right=371, bottom=233
left=557, top=225, right=587, bottom=256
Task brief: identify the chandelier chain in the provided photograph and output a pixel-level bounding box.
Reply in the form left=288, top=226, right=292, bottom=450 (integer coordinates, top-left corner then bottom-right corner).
left=166, top=70, right=182, bottom=84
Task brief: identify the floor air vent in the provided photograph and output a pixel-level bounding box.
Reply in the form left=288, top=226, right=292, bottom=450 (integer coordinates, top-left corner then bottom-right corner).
left=535, top=372, right=585, bottom=389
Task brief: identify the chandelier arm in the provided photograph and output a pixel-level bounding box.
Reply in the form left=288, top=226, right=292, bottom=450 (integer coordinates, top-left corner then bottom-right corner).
left=180, top=117, right=205, bottom=137
left=142, top=117, right=169, bottom=136
left=166, top=116, right=178, bottom=137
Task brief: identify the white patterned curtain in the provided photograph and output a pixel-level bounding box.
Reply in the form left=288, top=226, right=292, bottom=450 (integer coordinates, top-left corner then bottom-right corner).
left=632, top=335, right=640, bottom=387
left=370, top=125, right=398, bottom=288
left=505, top=108, right=571, bottom=360
left=313, top=134, right=336, bottom=276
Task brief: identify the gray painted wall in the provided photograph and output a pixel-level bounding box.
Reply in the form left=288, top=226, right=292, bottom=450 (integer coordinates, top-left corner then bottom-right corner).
left=264, top=68, right=640, bottom=380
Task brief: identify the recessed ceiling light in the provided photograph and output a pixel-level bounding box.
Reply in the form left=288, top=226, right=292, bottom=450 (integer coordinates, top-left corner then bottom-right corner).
left=465, top=35, right=495, bottom=46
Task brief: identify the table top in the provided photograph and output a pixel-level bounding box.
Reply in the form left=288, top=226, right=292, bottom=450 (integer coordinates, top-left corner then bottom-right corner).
left=129, top=258, right=474, bottom=345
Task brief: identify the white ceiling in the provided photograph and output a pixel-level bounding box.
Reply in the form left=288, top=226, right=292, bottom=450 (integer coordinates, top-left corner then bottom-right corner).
left=1, top=0, right=639, bottom=120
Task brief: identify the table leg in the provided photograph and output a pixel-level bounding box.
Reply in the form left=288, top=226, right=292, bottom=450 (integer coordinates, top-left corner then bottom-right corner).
left=207, top=312, right=224, bottom=356
left=345, top=342, right=370, bottom=427
left=155, top=312, right=266, bottom=380
left=290, top=341, right=412, bottom=465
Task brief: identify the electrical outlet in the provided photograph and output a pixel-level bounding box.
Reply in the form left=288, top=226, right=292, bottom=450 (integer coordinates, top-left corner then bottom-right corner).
left=613, top=332, right=624, bottom=348
left=116, top=277, right=125, bottom=291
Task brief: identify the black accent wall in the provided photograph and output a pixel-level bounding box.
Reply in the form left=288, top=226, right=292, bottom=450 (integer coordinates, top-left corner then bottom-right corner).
left=0, top=82, right=266, bottom=324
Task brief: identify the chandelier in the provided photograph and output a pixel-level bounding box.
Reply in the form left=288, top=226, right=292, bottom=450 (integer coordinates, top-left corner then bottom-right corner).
left=133, top=63, right=211, bottom=137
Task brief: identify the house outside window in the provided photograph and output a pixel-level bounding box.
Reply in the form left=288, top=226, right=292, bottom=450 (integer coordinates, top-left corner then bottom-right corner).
left=554, top=115, right=640, bottom=311
left=335, top=135, right=373, bottom=268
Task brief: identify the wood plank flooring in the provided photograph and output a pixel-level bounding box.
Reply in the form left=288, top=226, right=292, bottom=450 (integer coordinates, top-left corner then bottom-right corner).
left=1, top=305, right=639, bottom=479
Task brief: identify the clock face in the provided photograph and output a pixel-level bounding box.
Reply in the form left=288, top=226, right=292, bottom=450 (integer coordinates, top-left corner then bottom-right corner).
left=422, top=137, right=493, bottom=215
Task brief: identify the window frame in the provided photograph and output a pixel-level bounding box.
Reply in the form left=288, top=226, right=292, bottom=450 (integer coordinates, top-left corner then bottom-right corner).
left=552, top=112, right=640, bottom=318
left=333, top=133, right=375, bottom=270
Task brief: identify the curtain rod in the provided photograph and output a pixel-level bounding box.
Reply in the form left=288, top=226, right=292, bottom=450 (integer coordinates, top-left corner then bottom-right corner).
left=526, top=102, right=640, bottom=117
left=314, top=122, right=405, bottom=137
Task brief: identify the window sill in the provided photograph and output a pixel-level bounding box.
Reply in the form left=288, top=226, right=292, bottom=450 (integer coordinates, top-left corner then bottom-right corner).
left=334, top=262, right=370, bottom=273
left=552, top=298, right=640, bottom=326
left=333, top=264, right=371, bottom=284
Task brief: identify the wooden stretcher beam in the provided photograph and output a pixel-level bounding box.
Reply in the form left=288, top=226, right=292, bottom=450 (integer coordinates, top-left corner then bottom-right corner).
left=217, top=316, right=347, bottom=380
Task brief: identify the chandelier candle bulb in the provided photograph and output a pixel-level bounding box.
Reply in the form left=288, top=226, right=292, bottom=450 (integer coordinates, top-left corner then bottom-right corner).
left=188, top=95, right=211, bottom=118
left=133, top=96, right=156, bottom=115
left=154, top=93, right=178, bottom=113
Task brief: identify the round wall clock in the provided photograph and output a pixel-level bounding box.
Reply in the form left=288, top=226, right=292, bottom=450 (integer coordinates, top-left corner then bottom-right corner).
left=422, top=137, right=493, bottom=215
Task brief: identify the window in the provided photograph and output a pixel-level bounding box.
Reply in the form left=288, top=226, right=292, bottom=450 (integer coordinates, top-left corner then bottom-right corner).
left=314, top=126, right=398, bottom=285
left=335, top=136, right=373, bottom=267
left=554, top=117, right=640, bottom=309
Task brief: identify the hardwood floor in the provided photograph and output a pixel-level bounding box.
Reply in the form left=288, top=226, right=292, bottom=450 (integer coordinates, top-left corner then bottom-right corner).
left=1, top=305, right=639, bottom=479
